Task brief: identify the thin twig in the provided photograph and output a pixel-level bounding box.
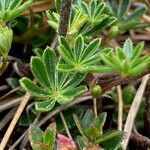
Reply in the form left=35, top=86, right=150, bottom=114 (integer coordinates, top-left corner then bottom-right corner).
left=122, top=74, right=150, bottom=149
left=117, top=85, right=123, bottom=131
left=60, top=112, right=72, bottom=139
left=0, top=107, right=17, bottom=131
left=9, top=130, right=28, bottom=150
left=0, top=93, right=31, bottom=150
left=93, top=98, right=98, bottom=118
left=0, top=96, right=23, bottom=112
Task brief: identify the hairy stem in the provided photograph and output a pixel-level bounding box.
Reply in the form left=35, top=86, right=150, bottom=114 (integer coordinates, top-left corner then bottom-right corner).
left=53, top=0, right=72, bottom=50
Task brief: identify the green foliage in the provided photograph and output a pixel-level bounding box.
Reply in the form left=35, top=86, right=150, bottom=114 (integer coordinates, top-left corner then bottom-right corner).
left=20, top=47, right=87, bottom=112
left=29, top=122, right=56, bottom=150
left=46, top=0, right=116, bottom=41
left=46, top=9, right=87, bottom=40
left=57, top=35, right=112, bottom=73
left=0, top=0, right=32, bottom=22
left=107, top=0, right=150, bottom=39
left=101, top=39, right=150, bottom=76
left=73, top=0, right=116, bottom=36
left=0, top=26, right=13, bottom=57
left=73, top=110, right=124, bottom=149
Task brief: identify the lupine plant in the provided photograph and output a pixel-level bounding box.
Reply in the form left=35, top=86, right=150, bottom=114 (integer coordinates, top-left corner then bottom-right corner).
left=20, top=47, right=87, bottom=112
left=74, top=110, right=124, bottom=150
left=57, top=35, right=112, bottom=73
left=100, top=39, right=150, bottom=76
left=1, top=0, right=150, bottom=149
left=107, top=0, right=150, bottom=39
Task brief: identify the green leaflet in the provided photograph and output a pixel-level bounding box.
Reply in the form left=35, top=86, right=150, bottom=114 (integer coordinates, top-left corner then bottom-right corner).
left=101, top=131, right=125, bottom=150
left=43, top=123, right=56, bottom=148
left=118, top=0, right=130, bottom=20
left=35, top=99, right=56, bottom=112
left=124, top=6, right=146, bottom=23
left=73, top=114, right=88, bottom=141
left=31, top=57, right=51, bottom=89
left=29, top=124, right=43, bottom=143
left=123, top=39, right=133, bottom=60
left=20, top=77, right=50, bottom=98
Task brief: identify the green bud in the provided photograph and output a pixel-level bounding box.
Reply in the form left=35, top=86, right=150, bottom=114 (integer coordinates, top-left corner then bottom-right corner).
left=0, top=26, right=13, bottom=57
left=108, top=26, right=119, bottom=39
left=90, top=85, right=102, bottom=98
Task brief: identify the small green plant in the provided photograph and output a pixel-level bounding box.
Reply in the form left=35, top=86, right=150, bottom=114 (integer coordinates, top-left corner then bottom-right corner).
left=73, top=0, right=116, bottom=36
left=29, top=122, right=56, bottom=150
left=20, top=47, right=87, bottom=112
left=0, top=0, right=32, bottom=23
left=57, top=35, right=112, bottom=73
left=29, top=123, right=77, bottom=150
left=101, top=39, right=150, bottom=76
left=73, top=109, right=124, bottom=150
left=107, top=0, right=150, bottom=39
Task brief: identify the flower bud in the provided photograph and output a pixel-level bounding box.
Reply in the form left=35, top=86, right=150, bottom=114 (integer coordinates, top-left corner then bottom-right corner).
left=0, top=26, right=13, bottom=57
left=90, top=85, right=102, bottom=98
left=108, top=26, right=119, bottom=40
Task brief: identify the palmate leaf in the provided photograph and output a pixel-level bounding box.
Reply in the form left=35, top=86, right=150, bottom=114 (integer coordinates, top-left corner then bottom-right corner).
left=0, top=0, right=32, bottom=22
left=107, top=0, right=149, bottom=39
left=57, top=35, right=111, bottom=73
left=101, top=39, right=150, bottom=77
left=20, top=47, right=87, bottom=112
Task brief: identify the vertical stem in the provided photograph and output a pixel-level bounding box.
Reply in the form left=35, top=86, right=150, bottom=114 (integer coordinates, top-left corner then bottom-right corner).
left=93, top=98, right=97, bottom=118
left=53, top=0, right=72, bottom=50
left=60, top=112, right=72, bottom=139
left=117, top=85, right=123, bottom=131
